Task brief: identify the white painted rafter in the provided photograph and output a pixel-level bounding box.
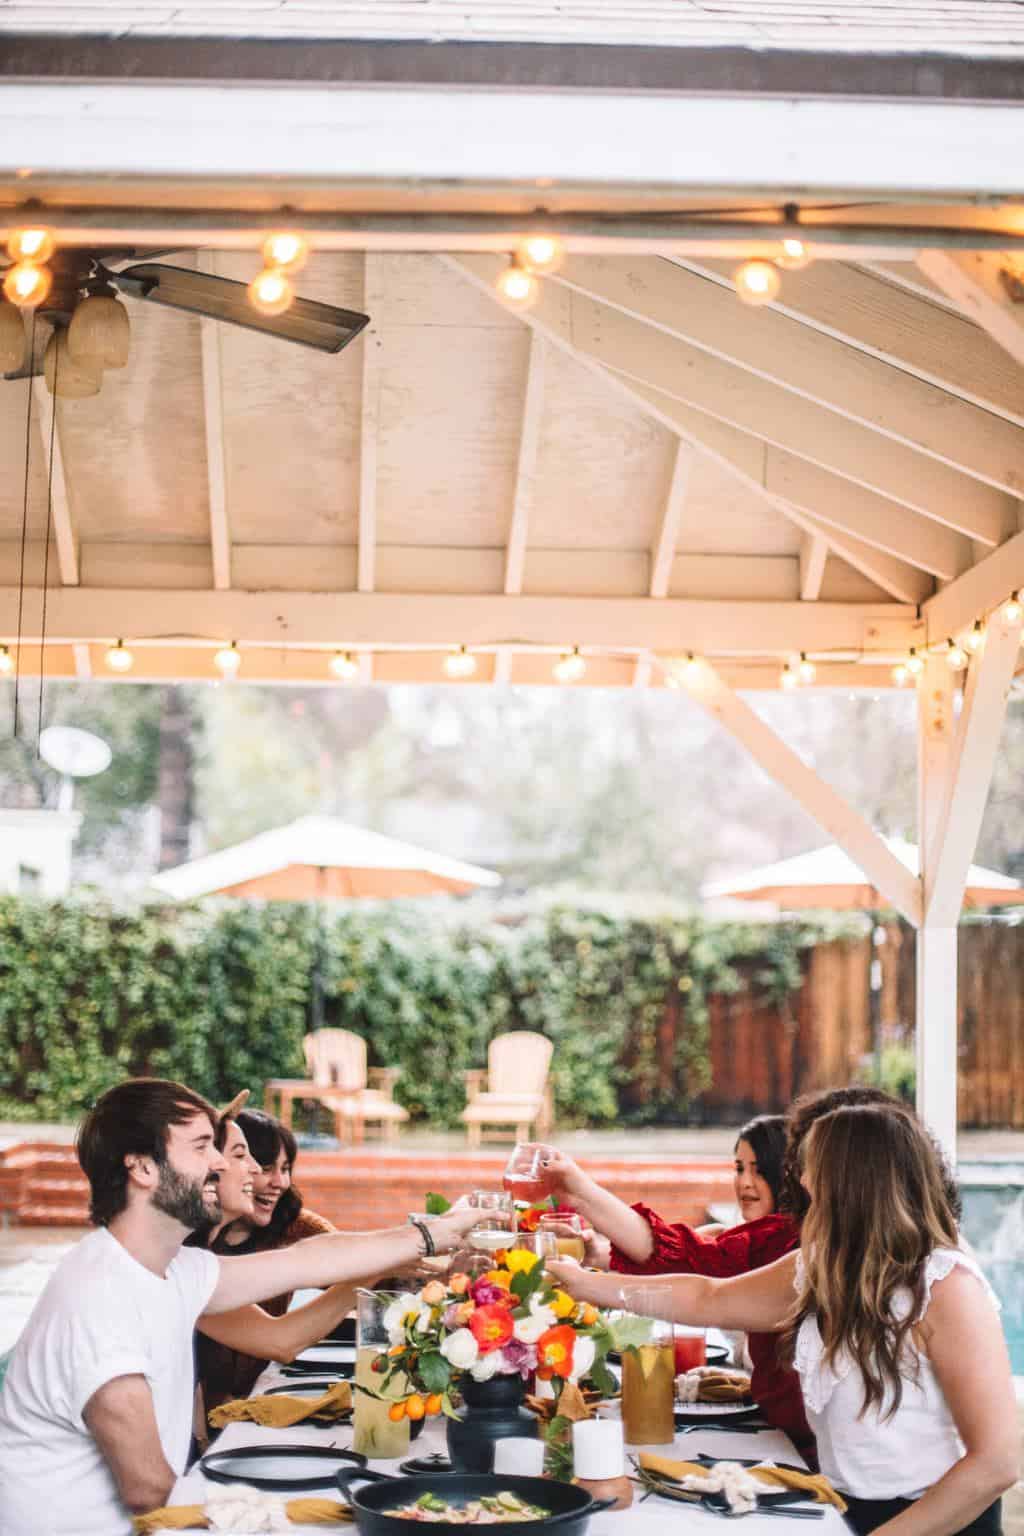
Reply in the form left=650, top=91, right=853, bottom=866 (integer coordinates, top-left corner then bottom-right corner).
left=197, top=253, right=231, bottom=591
left=558, top=256, right=1024, bottom=496
left=799, top=534, right=827, bottom=601
left=31, top=379, right=78, bottom=587
left=917, top=251, right=1024, bottom=369
left=358, top=252, right=385, bottom=597
left=923, top=528, right=1024, bottom=643
left=635, top=440, right=695, bottom=687
left=665, top=656, right=922, bottom=925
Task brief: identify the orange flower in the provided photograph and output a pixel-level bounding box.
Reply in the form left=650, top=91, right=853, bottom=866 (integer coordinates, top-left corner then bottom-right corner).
left=469, top=1303, right=515, bottom=1355
left=483, top=1269, right=513, bottom=1292
left=536, top=1324, right=576, bottom=1380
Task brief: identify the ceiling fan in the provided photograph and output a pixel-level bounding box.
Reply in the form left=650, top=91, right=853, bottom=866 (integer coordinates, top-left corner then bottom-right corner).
left=0, top=247, right=370, bottom=396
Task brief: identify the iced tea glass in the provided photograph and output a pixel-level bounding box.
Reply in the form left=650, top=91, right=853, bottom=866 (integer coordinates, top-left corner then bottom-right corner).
left=619, top=1285, right=676, bottom=1446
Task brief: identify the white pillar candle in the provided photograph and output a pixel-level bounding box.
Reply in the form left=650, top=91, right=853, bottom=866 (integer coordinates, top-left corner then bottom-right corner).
left=533, top=1376, right=556, bottom=1400
left=572, top=1417, right=625, bottom=1480
left=493, top=1438, right=546, bottom=1477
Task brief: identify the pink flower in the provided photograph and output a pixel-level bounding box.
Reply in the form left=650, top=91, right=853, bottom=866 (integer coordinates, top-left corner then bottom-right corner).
left=501, top=1338, right=538, bottom=1380
left=471, top=1280, right=508, bottom=1307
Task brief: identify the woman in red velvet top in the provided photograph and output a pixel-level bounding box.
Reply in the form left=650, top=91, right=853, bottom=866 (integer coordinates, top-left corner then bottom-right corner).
left=538, top=1091, right=905, bottom=1466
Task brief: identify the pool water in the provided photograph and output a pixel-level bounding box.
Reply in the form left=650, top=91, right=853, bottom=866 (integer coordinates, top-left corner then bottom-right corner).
left=958, top=1165, right=1024, bottom=1374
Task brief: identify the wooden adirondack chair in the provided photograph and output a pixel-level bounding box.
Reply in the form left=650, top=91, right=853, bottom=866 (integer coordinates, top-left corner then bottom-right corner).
left=265, top=1029, right=409, bottom=1145
left=461, top=1030, right=554, bottom=1147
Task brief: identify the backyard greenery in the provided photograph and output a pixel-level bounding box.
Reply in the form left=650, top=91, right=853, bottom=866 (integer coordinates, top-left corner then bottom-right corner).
left=0, top=896, right=825, bottom=1125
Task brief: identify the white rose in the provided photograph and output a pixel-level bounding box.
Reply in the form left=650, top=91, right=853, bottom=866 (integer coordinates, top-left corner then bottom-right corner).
left=440, top=1327, right=480, bottom=1369
left=569, top=1336, right=596, bottom=1382
left=513, top=1314, right=551, bottom=1344
left=469, top=1350, right=503, bottom=1382
left=529, top=1295, right=558, bottom=1327
left=383, top=1292, right=425, bottom=1345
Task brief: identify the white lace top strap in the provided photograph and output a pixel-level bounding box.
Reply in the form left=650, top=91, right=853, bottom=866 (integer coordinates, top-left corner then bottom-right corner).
left=793, top=1246, right=999, bottom=1415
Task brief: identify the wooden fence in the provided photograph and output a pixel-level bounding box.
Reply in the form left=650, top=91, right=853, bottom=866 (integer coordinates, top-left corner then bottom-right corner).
left=695, top=921, right=1024, bottom=1128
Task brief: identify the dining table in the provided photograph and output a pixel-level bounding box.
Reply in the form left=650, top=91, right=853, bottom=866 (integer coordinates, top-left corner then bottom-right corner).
left=170, top=1352, right=848, bottom=1536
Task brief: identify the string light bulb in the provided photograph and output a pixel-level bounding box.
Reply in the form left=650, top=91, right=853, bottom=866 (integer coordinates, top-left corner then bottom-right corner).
left=798, top=652, right=817, bottom=684
left=966, top=620, right=986, bottom=653
left=519, top=235, right=564, bottom=275
left=553, top=647, right=586, bottom=684
left=780, top=661, right=798, bottom=690
left=945, top=636, right=967, bottom=670
left=214, top=641, right=242, bottom=677
left=248, top=268, right=294, bottom=317
left=734, top=260, right=781, bottom=306
left=7, top=228, right=54, bottom=264
left=443, top=645, right=477, bottom=679
left=906, top=647, right=925, bottom=676
left=328, top=651, right=359, bottom=680
left=778, top=238, right=811, bottom=271
left=104, top=640, right=133, bottom=673
left=892, top=663, right=909, bottom=687
left=681, top=652, right=702, bottom=682
left=261, top=232, right=308, bottom=273
left=495, top=257, right=538, bottom=310
left=3, top=260, right=52, bottom=309
left=0, top=644, right=12, bottom=675
left=1001, top=590, right=1023, bottom=626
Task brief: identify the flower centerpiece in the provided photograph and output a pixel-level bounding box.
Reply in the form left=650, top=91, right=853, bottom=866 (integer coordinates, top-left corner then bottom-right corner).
left=368, top=1246, right=620, bottom=1471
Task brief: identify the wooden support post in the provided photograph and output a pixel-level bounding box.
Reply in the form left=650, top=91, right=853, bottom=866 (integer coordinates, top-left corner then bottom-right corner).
left=915, top=657, right=957, bottom=1163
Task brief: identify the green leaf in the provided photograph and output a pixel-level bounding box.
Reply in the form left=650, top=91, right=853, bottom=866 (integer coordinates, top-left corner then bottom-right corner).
left=424, top=1192, right=451, bottom=1215
left=607, top=1314, right=657, bottom=1354
left=416, top=1352, right=452, bottom=1394
left=589, top=1357, right=618, bottom=1397
left=510, top=1264, right=546, bottom=1303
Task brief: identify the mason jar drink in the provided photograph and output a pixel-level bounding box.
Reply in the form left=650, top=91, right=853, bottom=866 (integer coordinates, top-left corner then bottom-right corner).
left=352, top=1290, right=410, bottom=1459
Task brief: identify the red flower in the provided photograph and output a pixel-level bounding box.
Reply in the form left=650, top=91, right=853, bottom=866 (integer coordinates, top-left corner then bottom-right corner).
left=536, top=1324, right=576, bottom=1381
left=469, top=1303, right=515, bottom=1355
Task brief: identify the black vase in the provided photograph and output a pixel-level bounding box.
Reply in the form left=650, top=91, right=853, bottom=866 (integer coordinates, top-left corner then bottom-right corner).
left=446, top=1373, right=538, bottom=1473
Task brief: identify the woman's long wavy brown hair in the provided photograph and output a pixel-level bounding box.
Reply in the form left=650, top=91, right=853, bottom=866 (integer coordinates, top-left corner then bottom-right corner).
left=786, top=1103, right=959, bottom=1419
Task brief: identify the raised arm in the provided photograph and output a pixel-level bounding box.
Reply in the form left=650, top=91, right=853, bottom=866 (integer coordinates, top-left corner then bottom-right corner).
left=535, top=1147, right=656, bottom=1262
left=203, top=1207, right=480, bottom=1316
left=83, top=1376, right=176, bottom=1517
left=197, top=1280, right=358, bottom=1364
left=871, top=1268, right=1019, bottom=1536
left=546, top=1249, right=799, bottom=1334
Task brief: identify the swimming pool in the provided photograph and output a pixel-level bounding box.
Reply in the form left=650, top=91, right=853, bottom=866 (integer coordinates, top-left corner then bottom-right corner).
left=959, top=1163, right=1024, bottom=1374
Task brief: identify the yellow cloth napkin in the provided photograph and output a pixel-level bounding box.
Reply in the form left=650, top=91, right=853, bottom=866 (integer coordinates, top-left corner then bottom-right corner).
left=133, top=1497, right=353, bottom=1532
left=637, top=1452, right=848, bottom=1513
left=208, top=1381, right=352, bottom=1429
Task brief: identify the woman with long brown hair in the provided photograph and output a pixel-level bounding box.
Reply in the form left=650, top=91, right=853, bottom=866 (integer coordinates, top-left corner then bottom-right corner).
left=551, top=1103, right=1017, bottom=1536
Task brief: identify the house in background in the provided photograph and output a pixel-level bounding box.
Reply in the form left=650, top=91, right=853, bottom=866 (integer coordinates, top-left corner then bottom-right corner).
left=0, top=811, right=81, bottom=897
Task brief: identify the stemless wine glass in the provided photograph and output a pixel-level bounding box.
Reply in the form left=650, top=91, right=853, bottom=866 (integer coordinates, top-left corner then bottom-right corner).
left=537, top=1212, right=586, bottom=1262
left=469, top=1189, right=516, bottom=1233
left=510, top=1229, right=559, bottom=1263
left=502, top=1143, right=552, bottom=1207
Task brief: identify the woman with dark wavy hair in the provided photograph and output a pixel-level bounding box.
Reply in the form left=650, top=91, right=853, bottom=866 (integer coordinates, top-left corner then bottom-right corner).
left=552, top=1103, right=1017, bottom=1536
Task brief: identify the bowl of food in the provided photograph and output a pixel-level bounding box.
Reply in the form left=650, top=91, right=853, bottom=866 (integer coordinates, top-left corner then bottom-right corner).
left=336, top=1468, right=615, bottom=1532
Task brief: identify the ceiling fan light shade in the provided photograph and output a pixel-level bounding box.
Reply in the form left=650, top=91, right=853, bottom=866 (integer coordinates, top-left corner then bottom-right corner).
left=0, top=300, right=25, bottom=373
left=68, top=294, right=130, bottom=370
left=44, top=328, right=101, bottom=398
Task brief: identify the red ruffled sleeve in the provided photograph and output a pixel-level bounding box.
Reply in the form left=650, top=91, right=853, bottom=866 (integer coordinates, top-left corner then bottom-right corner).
left=611, top=1208, right=798, bottom=1277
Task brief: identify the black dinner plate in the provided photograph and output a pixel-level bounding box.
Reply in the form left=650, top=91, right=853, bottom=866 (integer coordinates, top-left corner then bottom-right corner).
left=265, top=1379, right=353, bottom=1415
left=201, top=1443, right=365, bottom=1491
left=607, top=1341, right=730, bottom=1367
left=280, top=1344, right=356, bottom=1378
left=674, top=1403, right=765, bottom=1425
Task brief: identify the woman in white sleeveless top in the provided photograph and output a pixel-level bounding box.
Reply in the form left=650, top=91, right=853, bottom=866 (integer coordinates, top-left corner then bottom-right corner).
left=551, top=1103, right=1018, bottom=1536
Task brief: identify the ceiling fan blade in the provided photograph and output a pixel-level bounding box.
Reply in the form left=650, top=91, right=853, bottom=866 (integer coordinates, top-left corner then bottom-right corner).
left=110, top=262, right=369, bottom=354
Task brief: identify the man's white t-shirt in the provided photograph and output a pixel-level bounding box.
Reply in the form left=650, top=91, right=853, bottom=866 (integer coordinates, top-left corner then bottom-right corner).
left=0, top=1226, right=219, bottom=1536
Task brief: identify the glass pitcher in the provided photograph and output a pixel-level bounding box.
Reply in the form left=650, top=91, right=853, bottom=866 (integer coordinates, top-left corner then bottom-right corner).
left=352, top=1289, right=410, bottom=1459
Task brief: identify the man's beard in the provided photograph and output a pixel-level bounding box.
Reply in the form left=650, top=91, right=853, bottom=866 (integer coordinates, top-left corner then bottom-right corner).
left=152, top=1161, right=221, bottom=1230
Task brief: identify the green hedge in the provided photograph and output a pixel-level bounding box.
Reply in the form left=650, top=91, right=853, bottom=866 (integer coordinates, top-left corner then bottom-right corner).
left=0, top=896, right=822, bottom=1126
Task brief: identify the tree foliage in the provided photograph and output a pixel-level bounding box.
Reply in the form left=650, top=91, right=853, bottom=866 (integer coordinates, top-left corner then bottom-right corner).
left=0, top=895, right=823, bottom=1126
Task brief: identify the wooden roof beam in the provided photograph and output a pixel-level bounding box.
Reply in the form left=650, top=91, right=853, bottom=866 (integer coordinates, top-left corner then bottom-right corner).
left=916, top=251, right=1024, bottom=370
left=197, top=253, right=231, bottom=591
left=557, top=256, right=1024, bottom=496
left=799, top=534, right=827, bottom=601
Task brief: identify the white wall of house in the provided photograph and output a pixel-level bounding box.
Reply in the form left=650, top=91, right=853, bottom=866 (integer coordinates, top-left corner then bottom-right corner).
left=0, top=811, right=81, bottom=897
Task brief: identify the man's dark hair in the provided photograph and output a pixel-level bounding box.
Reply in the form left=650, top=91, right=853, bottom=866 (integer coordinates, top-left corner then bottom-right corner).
left=77, top=1077, right=218, bottom=1227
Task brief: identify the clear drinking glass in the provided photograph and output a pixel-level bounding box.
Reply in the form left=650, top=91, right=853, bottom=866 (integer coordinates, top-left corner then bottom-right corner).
left=502, top=1143, right=552, bottom=1207
left=510, top=1229, right=559, bottom=1263
left=537, top=1212, right=586, bottom=1262
left=469, top=1189, right=516, bottom=1232
left=618, top=1285, right=676, bottom=1446
left=352, top=1290, right=410, bottom=1459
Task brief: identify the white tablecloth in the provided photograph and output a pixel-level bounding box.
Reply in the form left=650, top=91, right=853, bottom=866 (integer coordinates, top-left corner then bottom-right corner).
left=172, top=1359, right=847, bottom=1536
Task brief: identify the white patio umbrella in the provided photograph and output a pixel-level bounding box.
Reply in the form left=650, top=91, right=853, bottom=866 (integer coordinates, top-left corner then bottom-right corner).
left=702, top=837, right=1024, bottom=1081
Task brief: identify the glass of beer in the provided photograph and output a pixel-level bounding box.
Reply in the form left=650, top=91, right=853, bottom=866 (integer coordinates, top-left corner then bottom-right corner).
left=352, top=1290, right=410, bottom=1459
left=618, top=1285, right=676, bottom=1446
left=537, top=1212, right=586, bottom=1263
